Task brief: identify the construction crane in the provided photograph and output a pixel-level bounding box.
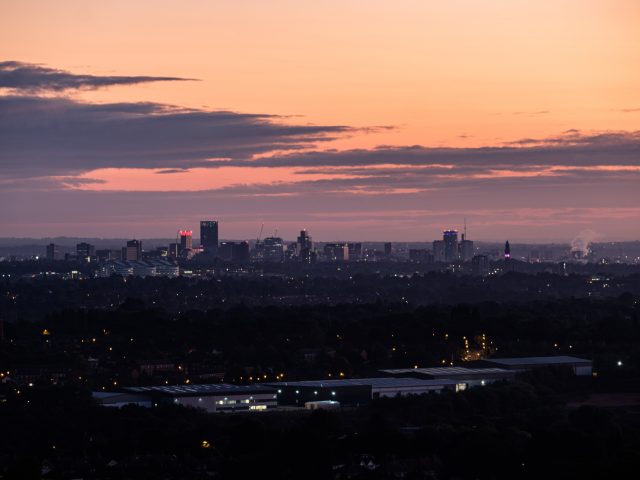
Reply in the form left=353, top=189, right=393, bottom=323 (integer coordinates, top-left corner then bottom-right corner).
left=256, top=222, right=264, bottom=245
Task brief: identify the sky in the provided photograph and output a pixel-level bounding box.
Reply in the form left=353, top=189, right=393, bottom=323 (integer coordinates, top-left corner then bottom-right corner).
left=1, top=0, right=639, bottom=242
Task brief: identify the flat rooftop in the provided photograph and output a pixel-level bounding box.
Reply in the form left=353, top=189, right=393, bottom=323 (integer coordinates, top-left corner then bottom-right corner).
left=484, top=356, right=592, bottom=366
left=267, top=377, right=460, bottom=389
left=380, top=367, right=510, bottom=376
left=125, top=383, right=275, bottom=397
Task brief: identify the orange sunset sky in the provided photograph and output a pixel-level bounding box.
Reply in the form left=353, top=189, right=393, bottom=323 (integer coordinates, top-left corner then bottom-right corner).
left=1, top=0, right=639, bottom=241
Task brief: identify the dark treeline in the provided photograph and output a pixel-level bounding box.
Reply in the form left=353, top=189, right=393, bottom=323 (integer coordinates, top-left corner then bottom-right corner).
left=2, top=294, right=639, bottom=388
left=2, top=271, right=639, bottom=321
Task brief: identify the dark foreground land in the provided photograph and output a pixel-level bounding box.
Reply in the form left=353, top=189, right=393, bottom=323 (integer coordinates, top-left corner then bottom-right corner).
left=1, top=271, right=639, bottom=479
left=3, top=372, right=640, bottom=480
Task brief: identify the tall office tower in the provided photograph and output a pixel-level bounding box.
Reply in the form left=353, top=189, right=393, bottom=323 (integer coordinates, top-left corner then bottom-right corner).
left=459, top=234, right=474, bottom=261
left=348, top=242, right=362, bottom=260
left=200, top=220, right=219, bottom=254
left=168, top=243, right=180, bottom=258
left=504, top=240, right=511, bottom=259
left=262, top=237, right=284, bottom=262
left=179, top=230, right=192, bottom=251
left=472, top=254, right=490, bottom=276
left=297, top=229, right=313, bottom=251
left=432, top=240, right=445, bottom=262
left=443, top=230, right=459, bottom=262
left=384, top=242, right=392, bottom=257
left=76, top=242, right=95, bottom=261
left=124, top=239, right=142, bottom=261
left=45, top=243, right=59, bottom=260
left=324, top=243, right=349, bottom=261
left=296, top=229, right=313, bottom=262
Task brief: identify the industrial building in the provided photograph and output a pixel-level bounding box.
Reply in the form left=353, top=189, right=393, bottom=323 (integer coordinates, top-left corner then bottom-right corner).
left=94, top=356, right=593, bottom=412
left=380, top=366, right=515, bottom=387
left=93, top=391, right=153, bottom=408
left=122, top=383, right=278, bottom=412
left=479, top=355, right=593, bottom=376
left=267, top=377, right=463, bottom=406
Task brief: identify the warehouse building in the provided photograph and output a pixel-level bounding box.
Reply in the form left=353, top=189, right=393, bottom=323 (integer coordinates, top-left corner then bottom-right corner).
left=93, top=391, right=153, bottom=408
left=123, top=383, right=278, bottom=412
left=379, top=366, right=515, bottom=386
left=479, top=355, right=593, bottom=376
left=267, top=377, right=463, bottom=406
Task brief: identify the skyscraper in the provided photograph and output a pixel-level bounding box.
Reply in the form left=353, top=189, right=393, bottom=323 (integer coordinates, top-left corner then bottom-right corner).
left=443, top=230, right=459, bottom=262
left=432, top=240, right=445, bottom=262
left=124, top=240, right=142, bottom=261
left=459, top=234, right=474, bottom=261
left=384, top=242, right=392, bottom=257
left=179, top=230, right=192, bottom=251
left=297, top=229, right=313, bottom=251
left=46, top=243, right=59, bottom=260
left=200, top=220, right=219, bottom=254
left=472, top=254, right=490, bottom=276
left=504, top=240, right=511, bottom=259
left=348, top=242, right=362, bottom=260
left=262, top=237, right=284, bottom=262
left=76, top=242, right=95, bottom=261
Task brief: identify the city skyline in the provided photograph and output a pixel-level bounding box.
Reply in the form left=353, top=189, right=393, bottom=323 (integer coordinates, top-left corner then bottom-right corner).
left=2, top=1, right=640, bottom=241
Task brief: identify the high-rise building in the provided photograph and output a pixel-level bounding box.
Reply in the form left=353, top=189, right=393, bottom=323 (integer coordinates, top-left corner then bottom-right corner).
left=45, top=243, right=59, bottom=260
left=179, top=230, right=192, bottom=252
left=232, top=241, right=250, bottom=264
left=200, top=220, right=219, bottom=254
left=347, top=243, right=362, bottom=260
left=459, top=234, right=474, bottom=261
left=324, top=243, right=349, bottom=261
left=217, top=241, right=234, bottom=261
left=384, top=242, right=392, bottom=257
left=168, top=243, right=180, bottom=258
left=432, top=240, right=445, bottom=262
left=297, top=229, right=314, bottom=263
left=76, top=242, right=95, bottom=261
left=472, top=255, right=490, bottom=276
left=123, top=240, right=142, bottom=261
left=443, top=230, right=459, bottom=262
left=262, top=237, right=284, bottom=262
left=504, top=240, right=511, bottom=259
left=297, top=229, right=313, bottom=251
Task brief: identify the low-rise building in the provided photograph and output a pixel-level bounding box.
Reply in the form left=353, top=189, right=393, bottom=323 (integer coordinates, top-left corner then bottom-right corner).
left=268, top=377, right=462, bottom=406
left=380, top=366, right=514, bottom=387
left=124, top=383, right=278, bottom=412
left=480, top=355, right=593, bottom=376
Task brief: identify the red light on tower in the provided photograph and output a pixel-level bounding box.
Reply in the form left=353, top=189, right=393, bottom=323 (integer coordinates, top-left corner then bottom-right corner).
left=179, top=230, right=193, bottom=251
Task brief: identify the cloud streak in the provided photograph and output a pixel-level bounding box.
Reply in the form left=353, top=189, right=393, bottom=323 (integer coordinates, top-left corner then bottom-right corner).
left=0, top=95, right=350, bottom=179
left=0, top=60, right=192, bottom=92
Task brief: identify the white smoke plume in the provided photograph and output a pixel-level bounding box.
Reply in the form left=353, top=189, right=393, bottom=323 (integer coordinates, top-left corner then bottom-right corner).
left=571, top=229, right=598, bottom=256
